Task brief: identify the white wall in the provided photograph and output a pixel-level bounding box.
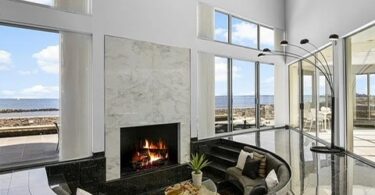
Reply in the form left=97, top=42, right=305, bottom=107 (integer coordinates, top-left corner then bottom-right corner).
left=0, top=0, right=286, bottom=153
left=286, top=0, right=375, bottom=52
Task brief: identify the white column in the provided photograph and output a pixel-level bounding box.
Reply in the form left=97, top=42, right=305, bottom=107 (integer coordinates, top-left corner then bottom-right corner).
left=59, top=31, right=92, bottom=161
left=197, top=52, right=215, bottom=139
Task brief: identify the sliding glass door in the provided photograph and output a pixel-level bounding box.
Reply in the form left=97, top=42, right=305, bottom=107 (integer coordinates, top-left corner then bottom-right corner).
left=215, top=57, right=274, bottom=134
left=289, top=46, right=333, bottom=143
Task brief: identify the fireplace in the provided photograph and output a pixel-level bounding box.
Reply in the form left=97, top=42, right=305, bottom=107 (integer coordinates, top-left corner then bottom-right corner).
left=121, top=123, right=179, bottom=176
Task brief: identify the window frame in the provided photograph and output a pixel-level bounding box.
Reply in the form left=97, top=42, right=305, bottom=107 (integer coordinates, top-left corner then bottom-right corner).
left=213, top=9, right=275, bottom=51
left=214, top=56, right=275, bottom=134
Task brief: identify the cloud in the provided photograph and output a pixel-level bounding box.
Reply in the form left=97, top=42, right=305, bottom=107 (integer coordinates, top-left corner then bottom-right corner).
left=232, top=21, right=257, bottom=47
left=214, top=28, right=228, bottom=41
left=26, top=0, right=54, bottom=6
left=33, top=45, right=59, bottom=74
left=260, top=27, right=274, bottom=48
left=18, top=69, right=39, bottom=75
left=0, top=85, right=58, bottom=98
left=0, top=50, right=12, bottom=71
left=215, top=57, right=228, bottom=82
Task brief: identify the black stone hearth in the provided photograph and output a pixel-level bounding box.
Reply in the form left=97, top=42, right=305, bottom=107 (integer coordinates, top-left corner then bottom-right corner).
left=121, top=123, right=179, bottom=176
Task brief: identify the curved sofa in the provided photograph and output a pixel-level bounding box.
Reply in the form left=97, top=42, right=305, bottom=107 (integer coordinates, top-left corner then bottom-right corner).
left=226, top=146, right=291, bottom=195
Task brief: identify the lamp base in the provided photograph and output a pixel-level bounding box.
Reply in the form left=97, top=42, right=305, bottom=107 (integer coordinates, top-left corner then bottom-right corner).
left=310, top=146, right=344, bottom=154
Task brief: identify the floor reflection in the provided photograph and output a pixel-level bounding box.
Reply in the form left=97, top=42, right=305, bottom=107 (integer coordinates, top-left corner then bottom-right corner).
left=228, top=129, right=375, bottom=195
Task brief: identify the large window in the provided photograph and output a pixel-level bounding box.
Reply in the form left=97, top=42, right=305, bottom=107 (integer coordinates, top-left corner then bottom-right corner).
left=259, top=63, right=275, bottom=126
left=346, top=25, right=375, bottom=162
left=288, top=46, right=333, bottom=143
left=15, top=0, right=92, bottom=14
left=214, top=10, right=274, bottom=50
left=215, top=57, right=229, bottom=133
left=0, top=24, right=59, bottom=166
left=215, top=57, right=275, bottom=134
left=231, top=17, right=257, bottom=48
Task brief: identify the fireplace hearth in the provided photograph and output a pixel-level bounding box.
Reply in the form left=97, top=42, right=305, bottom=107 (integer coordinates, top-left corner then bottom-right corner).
left=121, top=123, right=179, bottom=176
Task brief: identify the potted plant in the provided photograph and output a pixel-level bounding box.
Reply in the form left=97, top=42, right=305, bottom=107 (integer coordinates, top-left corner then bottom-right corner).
left=188, top=153, right=210, bottom=187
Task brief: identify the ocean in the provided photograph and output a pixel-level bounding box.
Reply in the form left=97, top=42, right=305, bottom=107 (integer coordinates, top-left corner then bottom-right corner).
left=216, top=95, right=274, bottom=108
left=0, top=99, right=59, bottom=119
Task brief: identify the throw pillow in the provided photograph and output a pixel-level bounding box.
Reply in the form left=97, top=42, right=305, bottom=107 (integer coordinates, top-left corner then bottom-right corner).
left=265, top=169, right=279, bottom=189
left=249, top=182, right=268, bottom=195
left=242, top=156, right=260, bottom=179
left=236, top=150, right=253, bottom=170
left=253, top=152, right=266, bottom=177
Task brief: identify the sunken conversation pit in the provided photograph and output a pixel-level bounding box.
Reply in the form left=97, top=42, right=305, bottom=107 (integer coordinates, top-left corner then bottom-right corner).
left=120, top=123, right=180, bottom=176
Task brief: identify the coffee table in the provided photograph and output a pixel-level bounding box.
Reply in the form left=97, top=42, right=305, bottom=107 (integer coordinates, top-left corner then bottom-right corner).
left=164, top=178, right=217, bottom=195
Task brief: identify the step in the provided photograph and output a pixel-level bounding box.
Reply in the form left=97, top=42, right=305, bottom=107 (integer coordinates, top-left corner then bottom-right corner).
left=206, top=153, right=237, bottom=167
left=203, top=172, right=226, bottom=185
left=212, top=145, right=241, bottom=159
left=206, top=162, right=228, bottom=174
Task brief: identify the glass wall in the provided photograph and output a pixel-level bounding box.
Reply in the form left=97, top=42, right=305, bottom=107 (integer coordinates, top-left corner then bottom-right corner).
left=289, top=46, right=333, bottom=143
left=259, top=63, right=275, bottom=127
left=214, top=57, right=229, bottom=133
left=232, top=59, right=256, bottom=130
left=0, top=24, right=59, bottom=166
left=346, top=25, right=375, bottom=162
left=215, top=57, right=275, bottom=134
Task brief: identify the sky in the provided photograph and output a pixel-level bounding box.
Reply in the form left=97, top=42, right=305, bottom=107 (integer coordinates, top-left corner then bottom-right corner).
left=214, top=12, right=275, bottom=97
left=0, top=25, right=59, bottom=99
left=215, top=57, right=275, bottom=96
left=214, top=11, right=274, bottom=50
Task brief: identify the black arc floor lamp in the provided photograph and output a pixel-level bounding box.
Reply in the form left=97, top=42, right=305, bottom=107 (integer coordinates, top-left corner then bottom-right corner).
left=258, top=34, right=343, bottom=153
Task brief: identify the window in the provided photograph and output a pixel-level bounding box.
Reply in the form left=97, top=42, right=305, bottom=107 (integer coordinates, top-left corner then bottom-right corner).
left=232, top=59, right=256, bottom=130
left=15, top=0, right=92, bottom=14
left=260, top=26, right=275, bottom=50
left=214, top=57, right=275, bottom=134
left=214, top=10, right=274, bottom=50
left=346, top=25, right=375, bottom=162
left=0, top=24, right=60, bottom=166
left=215, top=57, right=229, bottom=133
left=214, top=11, right=229, bottom=43
left=259, top=63, right=275, bottom=127
left=288, top=46, right=333, bottom=143
left=231, top=17, right=257, bottom=48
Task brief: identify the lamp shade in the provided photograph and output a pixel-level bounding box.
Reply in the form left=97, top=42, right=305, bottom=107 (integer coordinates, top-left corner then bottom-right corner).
left=263, top=48, right=271, bottom=52
left=329, top=34, right=339, bottom=41
left=258, top=53, right=265, bottom=57
left=280, top=40, right=288, bottom=47
left=300, top=39, right=309, bottom=44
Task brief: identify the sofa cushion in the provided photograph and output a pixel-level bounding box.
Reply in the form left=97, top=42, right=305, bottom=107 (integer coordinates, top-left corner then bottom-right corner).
left=236, top=150, right=253, bottom=170
left=265, top=169, right=279, bottom=189
left=242, top=156, right=260, bottom=179
left=265, top=153, right=283, bottom=175
left=253, top=152, right=267, bottom=177
left=227, top=167, right=264, bottom=187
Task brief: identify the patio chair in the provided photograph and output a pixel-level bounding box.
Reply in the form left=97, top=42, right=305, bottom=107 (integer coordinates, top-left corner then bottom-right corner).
left=54, top=122, right=60, bottom=152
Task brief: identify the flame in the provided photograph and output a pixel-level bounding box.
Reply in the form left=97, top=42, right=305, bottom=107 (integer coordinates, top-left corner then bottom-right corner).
left=132, top=138, right=169, bottom=169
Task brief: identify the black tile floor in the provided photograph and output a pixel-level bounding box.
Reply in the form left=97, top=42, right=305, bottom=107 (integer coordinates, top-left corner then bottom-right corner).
left=1, top=129, right=375, bottom=195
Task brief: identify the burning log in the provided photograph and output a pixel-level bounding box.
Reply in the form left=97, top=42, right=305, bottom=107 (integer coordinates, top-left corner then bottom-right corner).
left=131, top=138, right=169, bottom=170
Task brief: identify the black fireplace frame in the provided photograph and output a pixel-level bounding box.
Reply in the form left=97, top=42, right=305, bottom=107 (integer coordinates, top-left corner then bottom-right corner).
left=120, top=123, right=180, bottom=176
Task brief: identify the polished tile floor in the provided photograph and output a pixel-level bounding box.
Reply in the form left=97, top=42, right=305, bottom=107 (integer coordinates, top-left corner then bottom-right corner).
left=228, top=129, right=375, bottom=195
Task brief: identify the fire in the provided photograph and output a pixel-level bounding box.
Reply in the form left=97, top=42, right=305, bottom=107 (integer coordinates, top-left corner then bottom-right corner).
left=132, top=138, right=169, bottom=170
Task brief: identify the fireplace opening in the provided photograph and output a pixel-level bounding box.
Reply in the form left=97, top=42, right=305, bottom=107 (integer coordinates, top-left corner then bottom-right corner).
left=121, top=123, right=179, bottom=176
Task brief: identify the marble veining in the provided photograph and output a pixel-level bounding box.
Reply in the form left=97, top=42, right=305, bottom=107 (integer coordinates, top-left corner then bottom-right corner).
left=104, top=36, right=191, bottom=181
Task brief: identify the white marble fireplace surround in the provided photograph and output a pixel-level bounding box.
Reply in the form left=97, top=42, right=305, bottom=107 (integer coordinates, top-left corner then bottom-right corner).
left=104, top=36, right=191, bottom=181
